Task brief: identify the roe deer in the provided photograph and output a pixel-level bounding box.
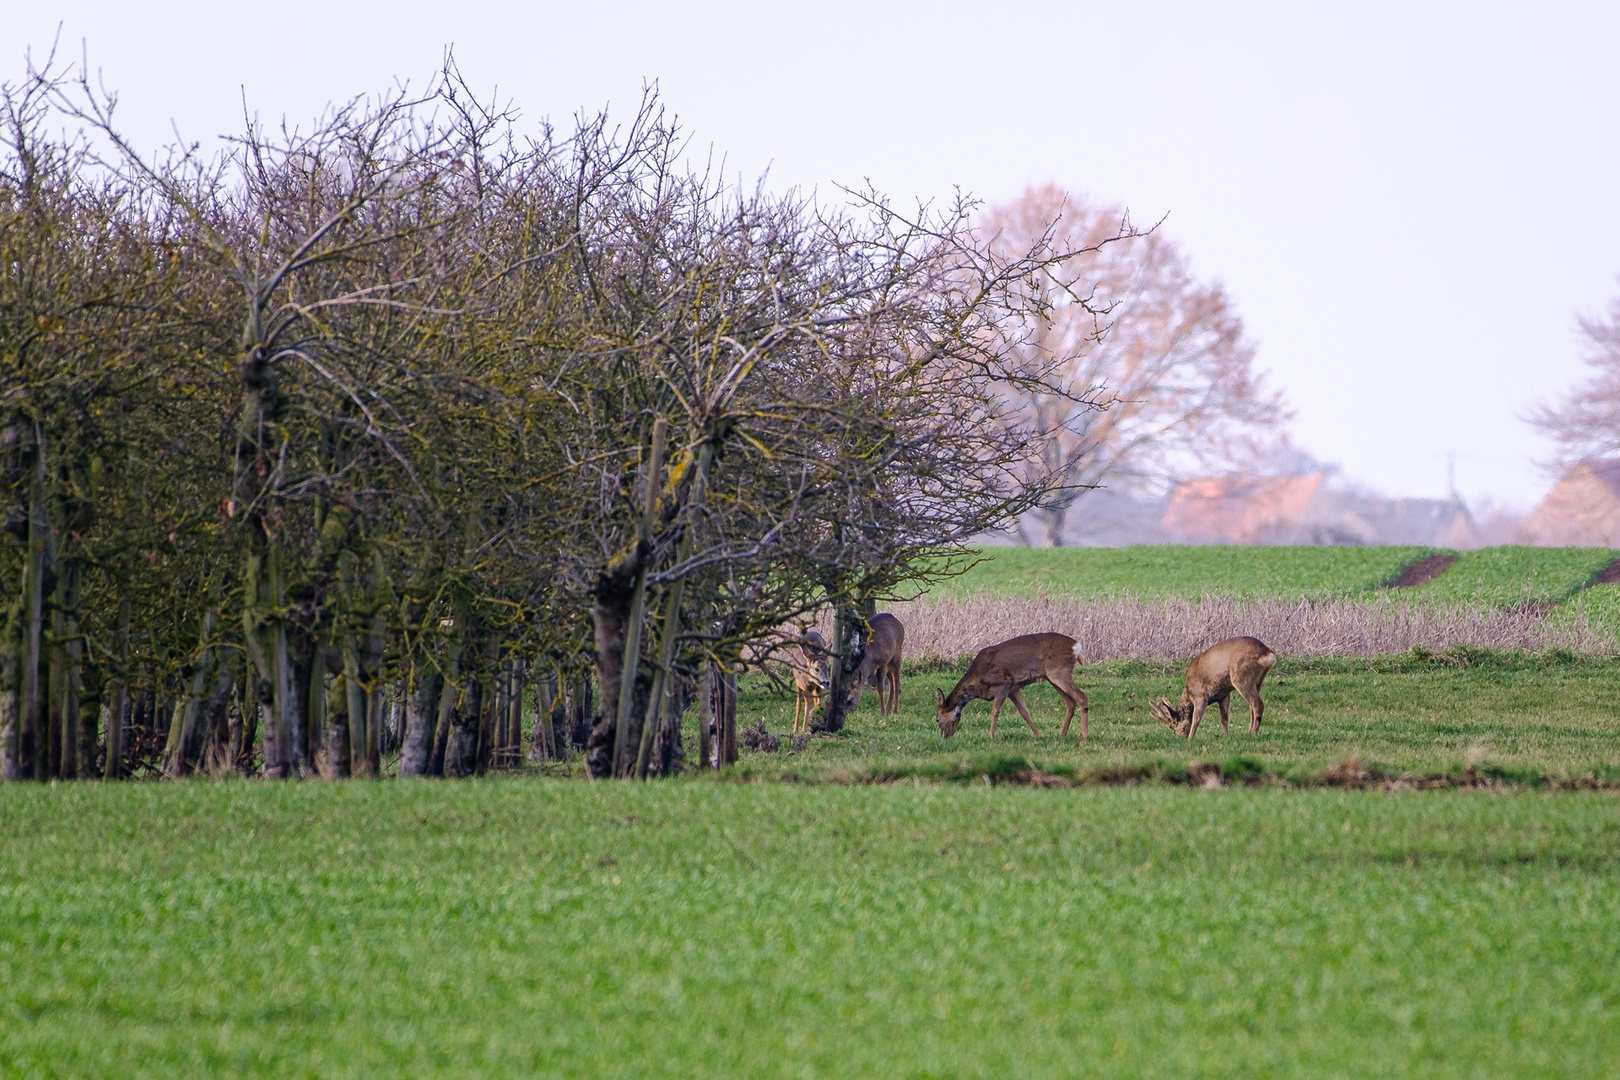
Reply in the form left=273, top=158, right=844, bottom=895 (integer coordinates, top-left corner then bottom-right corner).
left=788, top=630, right=828, bottom=734
left=933, top=633, right=1088, bottom=740
left=1149, top=636, right=1277, bottom=739
left=847, top=612, right=905, bottom=715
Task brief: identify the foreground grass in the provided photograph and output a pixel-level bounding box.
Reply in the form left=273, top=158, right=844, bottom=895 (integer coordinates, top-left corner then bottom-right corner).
left=727, top=651, right=1620, bottom=785
left=2, top=781, right=1619, bottom=1078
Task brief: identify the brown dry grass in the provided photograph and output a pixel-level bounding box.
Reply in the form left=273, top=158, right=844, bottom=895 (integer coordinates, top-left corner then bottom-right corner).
left=874, top=592, right=1620, bottom=663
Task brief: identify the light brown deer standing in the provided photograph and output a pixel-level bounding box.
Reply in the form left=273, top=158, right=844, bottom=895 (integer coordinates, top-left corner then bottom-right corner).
left=1149, top=636, right=1277, bottom=739
left=846, top=612, right=905, bottom=715
left=788, top=630, right=829, bottom=734
left=933, top=632, right=1089, bottom=740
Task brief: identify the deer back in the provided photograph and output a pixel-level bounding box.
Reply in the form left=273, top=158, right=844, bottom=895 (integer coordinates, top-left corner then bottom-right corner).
left=950, top=633, right=1077, bottom=703
left=860, top=614, right=904, bottom=677
left=1186, top=636, right=1275, bottom=699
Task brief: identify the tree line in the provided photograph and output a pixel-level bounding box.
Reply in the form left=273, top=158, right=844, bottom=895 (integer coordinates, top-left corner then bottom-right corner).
left=0, top=55, right=1129, bottom=781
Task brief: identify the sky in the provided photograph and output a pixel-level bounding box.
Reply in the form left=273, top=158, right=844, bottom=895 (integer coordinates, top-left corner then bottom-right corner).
left=7, top=0, right=1620, bottom=509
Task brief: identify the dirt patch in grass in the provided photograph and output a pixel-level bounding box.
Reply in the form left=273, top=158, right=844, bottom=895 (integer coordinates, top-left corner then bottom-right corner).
left=1588, top=558, right=1620, bottom=586
left=744, top=754, right=1620, bottom=792
left=1384, top=553, right=1459, bottom=589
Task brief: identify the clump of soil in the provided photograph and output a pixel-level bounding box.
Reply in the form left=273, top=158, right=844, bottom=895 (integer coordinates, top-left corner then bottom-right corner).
left=1383, top=553, right=1459, bottom=588
left=741, top=720, right=780, bottom=753
left=1004, top=769, right=1074, bottom=788
left=1322, top=755, right=1372, bottom=787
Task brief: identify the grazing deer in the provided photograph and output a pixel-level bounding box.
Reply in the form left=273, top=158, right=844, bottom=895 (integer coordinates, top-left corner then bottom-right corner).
left=846, top=612, right=905, bottom=715
left=1150, top=636, right=1277, bottom=739
left=788, top=630, right=829, bottom=734
left=933, top=633, right=1088, bottom=740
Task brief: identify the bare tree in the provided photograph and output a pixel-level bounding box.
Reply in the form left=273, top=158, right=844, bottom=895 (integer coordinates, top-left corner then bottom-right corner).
left=979, top=185, right=1289, bottom=546
left=1527, top=281, right=1620, bottom=469
left=0, top=47, right=1110, bottom=785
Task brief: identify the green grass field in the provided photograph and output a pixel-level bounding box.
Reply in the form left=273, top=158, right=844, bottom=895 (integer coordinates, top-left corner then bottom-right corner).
left=728, top=651, right=1620, bottom=786
left=1405, top=547, right=1618, bottom=607
left=4, top=781, right=1619, bottom=1078
left=935, top=544, right=1620, bottom=613
left=8, top=546, right=1620, bottom=1077
left=935, top=545, right=1433, bottom=600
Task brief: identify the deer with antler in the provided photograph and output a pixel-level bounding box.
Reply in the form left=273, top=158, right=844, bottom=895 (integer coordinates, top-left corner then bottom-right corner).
left=1150, top=636, right=1277, bottom=739
left=934, top=632, right=1089, bottom=740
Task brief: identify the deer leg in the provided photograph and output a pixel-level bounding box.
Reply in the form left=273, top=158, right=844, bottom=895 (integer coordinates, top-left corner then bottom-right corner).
left=1009, top=687, right=1042, bottom=738
left=1234, top=669, right=1267, bottom=734
left=1218, top=694, right=1231, bottom=735
left=1186, top=699, right=1208, bottom=740
left=793, top=694, right=805, bottom=734
left=1236, top=686, right=1263, bottom=734
left=1049, top=668, right=1088, bottom=740
left=989, top=689, right=1009, bottom=739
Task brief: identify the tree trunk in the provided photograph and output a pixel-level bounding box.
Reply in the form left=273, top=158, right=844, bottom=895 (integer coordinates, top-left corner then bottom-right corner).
left=73, top=640, right=99, bottom=781
left=47, top=601, right=64, bottom=780
left=474, top=655, right=496, bottom=776
left=162, top=609, right=217, bottom=779
left=586, top=578, right=633, bottom=778
left=530, top=669, right=556, bottom=761
left=720, top=668, right=737, bottom=766
left=0, top=595, right=21, bottom=781
left=589, top=418, right=667, bottom=780
left=820, top=599, right=871, bottom=734
left=705, top=665, right=737, bottom=767
left=566, top=672, right=592, bottom=752
left=341, top=630, right=368, bottom=777
left=698, top=661, right=713, bottom=769
left=443, top=673, right=482, bottom=778
left=195, top=665, right=236, bottom=775
left=505, top=663, right=525, bottom=767
left=399, top=659, right=440, bottom=777
left=384, top=687, right=404, bottom=758
left=1044, top=504, right=1068, bottom=548
left=431, top=621, right=467, bottom=777
left=363, top=612, right=386, bottom=776
left=23, top=425, right=48, bottom=781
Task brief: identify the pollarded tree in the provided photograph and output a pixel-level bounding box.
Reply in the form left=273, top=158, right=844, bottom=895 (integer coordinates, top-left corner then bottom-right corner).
left=979, top=184, right=1289, bottom=547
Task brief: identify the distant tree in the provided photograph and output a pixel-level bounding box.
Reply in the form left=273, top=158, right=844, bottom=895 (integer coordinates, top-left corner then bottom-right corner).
left=979, top=185, right=1289, bottom=546
left=1527, top=282, right=1620, bottom=468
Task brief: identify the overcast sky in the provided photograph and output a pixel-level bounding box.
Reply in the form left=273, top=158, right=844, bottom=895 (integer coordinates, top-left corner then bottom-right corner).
left=8, top=0, right=1620, bottom=508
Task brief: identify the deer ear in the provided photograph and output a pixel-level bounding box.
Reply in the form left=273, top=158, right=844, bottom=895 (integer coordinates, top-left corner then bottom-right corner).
left=934, top=688, right=945, bottom=707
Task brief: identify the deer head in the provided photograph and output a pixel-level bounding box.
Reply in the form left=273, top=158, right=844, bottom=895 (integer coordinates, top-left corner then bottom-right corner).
left=934, top=688, right=963, bottom=739
left=1149, top=697, right=1192, bottom=738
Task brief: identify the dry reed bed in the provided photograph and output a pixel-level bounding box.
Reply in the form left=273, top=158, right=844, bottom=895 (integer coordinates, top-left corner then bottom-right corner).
left=880, top=593, right=1620, bottom=662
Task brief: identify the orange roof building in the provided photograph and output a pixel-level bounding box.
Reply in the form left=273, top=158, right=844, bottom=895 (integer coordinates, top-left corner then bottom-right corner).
left=1522, top=461, right=1620, bottom=546
left=1162, top=474, right=1325, bottom=543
